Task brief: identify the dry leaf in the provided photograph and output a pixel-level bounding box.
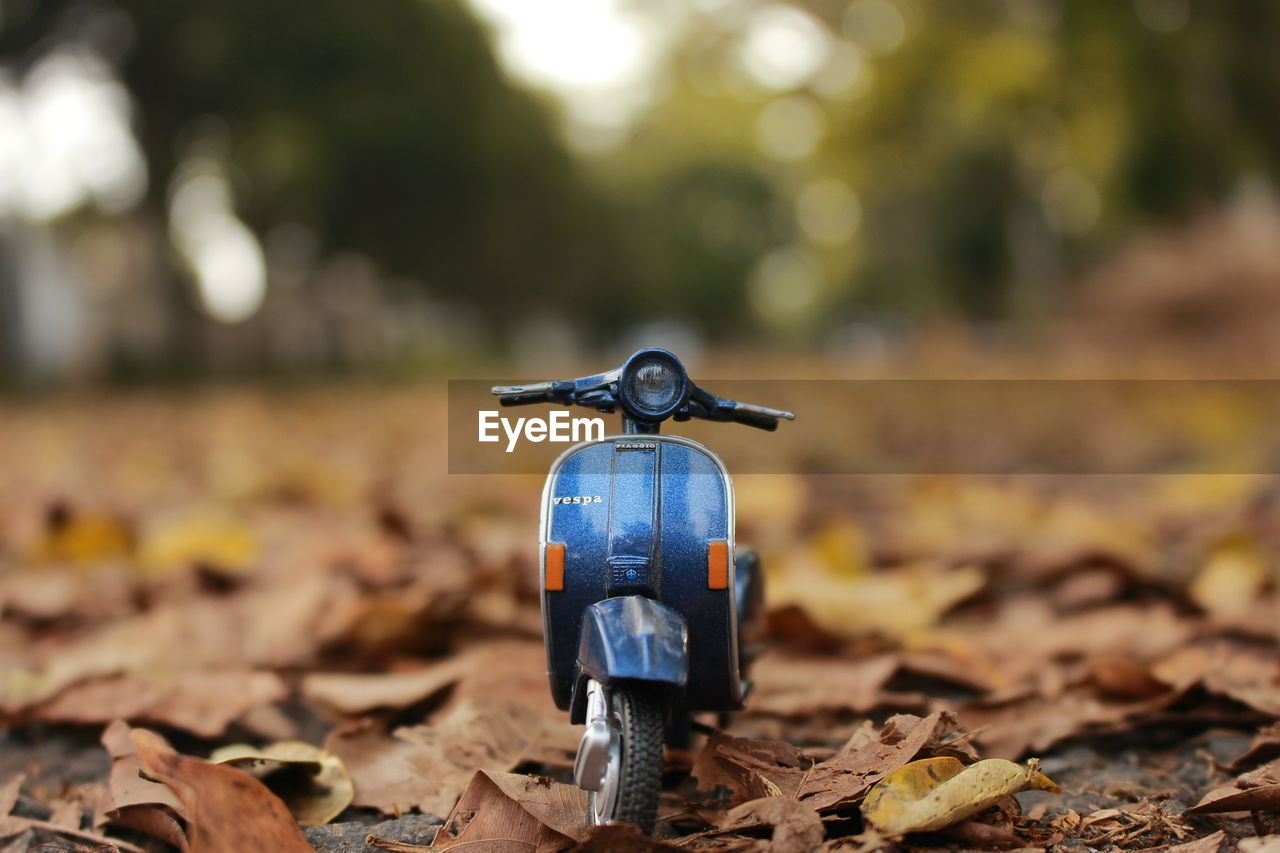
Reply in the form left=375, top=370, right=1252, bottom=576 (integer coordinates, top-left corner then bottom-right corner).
left=29, top=508, right=133, bottom=564
left=1166, top=831, right=1228, bottom=853
left=798, top=711, right=977, bottom=813
left=0, top=774, right=24, bottom=818
left=692, top=729, right=809, bottom=804
left=431, top=770, right=588, bottom=853
left=96, top=720, right=190, bottom=851
left=131, top=726, right=313, bottom=853
left=1231, top=722, right=1280, bottom=770
left=860, top=757, right=1061, bottom=835
left=34, top=668, right=286, bottom=737
left=769, top=561, right=985, bottom=639
left=719, top=796, right=825, bottom=850
left=303, top=640, right=554, bottom=717
left=1240, top=836, right=1280, bottom=853
left=1187, top=784, right=1280, bottom=815
left=1189, top=535, right=1270, bottom=616
left=209, top=740, right=354, bottom=825
left=327, top=698, right=577, bottom=816
left=138, top=509, right=258, bottom=575
left=568, top=823, right=684, bottom=851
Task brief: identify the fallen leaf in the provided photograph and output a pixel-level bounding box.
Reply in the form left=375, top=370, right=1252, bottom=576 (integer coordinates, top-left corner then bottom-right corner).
left=302, top=639, right=553, bottom=717
left=95, top=720, right=190, bottom=851
left=692, top=729, right=809, bottom=804
left=769, top=561, right=985, bottom=639
left=138, top=509, right=258, bottom=576
left=209, top=740, right=354, bottom=825
left=1189, top=534, right=1270, bottom=617
left=431, top=770, right=588, bottom=853
left=799, top=711, right=978, bottom=812
left=327, top=698, right=577, bottom=816
left=1166, top=830, right=1228, bottom=853
left=1231, top=722, right=1280, bottom=770
left=860, top=757, right=1060, bottom=835
left=131, top=726, right=313, bottom=852
left=568, top=823, right=684, bottom=851
left=719, top=796, right=824, bottom=850
left=302, top=659, right=467, bottom=716
left=941, top=818, right=1025, bottom=849
left=28, top=506, right=133, bottom=564
left=1240, top=836, right=1280, bottom=853
left=33, top=668, right=286, bottom=737
left=1187, top=784, right=1280, bottom=815
left=0, top=774, right=24, bottom=817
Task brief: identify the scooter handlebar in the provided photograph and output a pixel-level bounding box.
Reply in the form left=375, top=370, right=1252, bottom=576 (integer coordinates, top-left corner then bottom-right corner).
left=489, top=375, right=794, bottom=429
left=490, top=380, right=572, bottom=407
left=724, top=400, right=796, bottom=431
left=688, top=386, right=795, bottom=431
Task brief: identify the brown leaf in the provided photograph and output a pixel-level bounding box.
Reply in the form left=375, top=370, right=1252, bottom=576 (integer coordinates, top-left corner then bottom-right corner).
left=95, top=720, right=189, bottom=851
left=130, top=726, right=313, bottom=853
left=0, top=774, right=24, bottom=817
left=691, top=729, right=809, bottom=805
left=941, top=818, right=1026, bottom=849
left=303, top=639, right=553, bottom=717
left=798, top=711, right=976, bottom=812
left=720, top=796, right=824, bottom=851
left=746, top=655, right=925, bottom=717
left=1232, top=722, right=1280, bottom=771
left=327, top=698, right=577, bottom=816
left=568, top=823, right=684, bottom=851
left=302, top=658, right=468, bottom=716
left=1186, top=784, right=1280, bottom=815
left=34, top=668, right=286, bottom=738
left=430, top=770, right=588, bottom=853
left=1164, top=830, right=1227, bottom=853
left=1087, top=654, right=1169, bottom=699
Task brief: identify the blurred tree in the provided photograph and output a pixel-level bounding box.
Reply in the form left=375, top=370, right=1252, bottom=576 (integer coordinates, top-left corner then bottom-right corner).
left=4, top=0, right=1280, bottom=364
left=606, top=0, right=1280, bottom=337
left=0, top=0, right=630, bottom=341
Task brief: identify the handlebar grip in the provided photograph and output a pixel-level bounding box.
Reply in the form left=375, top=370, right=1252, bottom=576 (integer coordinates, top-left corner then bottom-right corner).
left=728, top=404, right=780, bottom=431
left=498, top=391, right=553, bottom=407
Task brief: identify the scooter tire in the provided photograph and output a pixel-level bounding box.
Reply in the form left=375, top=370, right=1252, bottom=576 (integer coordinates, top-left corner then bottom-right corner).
left=588, top=684, right=664, bottom=834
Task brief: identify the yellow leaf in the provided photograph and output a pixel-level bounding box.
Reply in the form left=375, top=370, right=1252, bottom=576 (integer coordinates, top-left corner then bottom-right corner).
left=210, top=740, right=354, bottom=826
left=770, top=562, right=985, bottom=640
left=1189, top=534, right=1271, bottom=617
left=861, top=757, right=1061, bottom=836
left=138, top=510, right=259, bottom=576
left=29, top=513, right=132, bottom=564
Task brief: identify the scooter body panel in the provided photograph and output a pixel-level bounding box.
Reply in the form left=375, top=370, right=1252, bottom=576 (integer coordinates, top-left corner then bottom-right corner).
left=577, top=596, right=688, bottom=687
left=541, top=435, right=742, bottom=715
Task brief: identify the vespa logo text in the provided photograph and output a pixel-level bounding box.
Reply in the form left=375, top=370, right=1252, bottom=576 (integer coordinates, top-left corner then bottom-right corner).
left=478, top=410, right=606, bottom=453
left=553, top=495, right=603, bottom=505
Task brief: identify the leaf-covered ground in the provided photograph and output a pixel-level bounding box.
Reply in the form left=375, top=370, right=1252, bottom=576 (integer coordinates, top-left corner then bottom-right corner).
left=0, top=384, right=1277, bottom=852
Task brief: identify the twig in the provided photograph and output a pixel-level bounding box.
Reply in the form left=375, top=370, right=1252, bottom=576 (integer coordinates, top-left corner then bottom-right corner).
left=366, top=835, right=537, bottom=851
left=7, top=816, right=148, bottom=853
left=366, top=837, right=433, bottom=851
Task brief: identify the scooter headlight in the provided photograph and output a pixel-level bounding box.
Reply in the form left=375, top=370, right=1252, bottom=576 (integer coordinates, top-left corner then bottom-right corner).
left=620, top=350, right=687, bottom=419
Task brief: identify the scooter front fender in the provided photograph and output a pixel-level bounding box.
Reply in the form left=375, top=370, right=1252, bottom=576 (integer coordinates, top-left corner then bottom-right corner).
left=571, top=596, right=688, bottom=722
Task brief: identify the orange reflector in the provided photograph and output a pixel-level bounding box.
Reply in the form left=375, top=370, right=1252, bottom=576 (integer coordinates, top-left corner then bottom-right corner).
left=707, top=540, right=729, bottom=590
left=545, top=542, right=566, bottom=591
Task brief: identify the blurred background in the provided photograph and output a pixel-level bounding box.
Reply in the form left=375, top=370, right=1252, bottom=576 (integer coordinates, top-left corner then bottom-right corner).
left=2, top=0, right=1280, bottom=384
left=1, top=7, right=1278, bottom=844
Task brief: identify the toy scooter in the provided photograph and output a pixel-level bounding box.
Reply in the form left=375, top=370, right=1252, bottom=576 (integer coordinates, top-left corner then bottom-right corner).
left=491, top=349, right=794, bottom=833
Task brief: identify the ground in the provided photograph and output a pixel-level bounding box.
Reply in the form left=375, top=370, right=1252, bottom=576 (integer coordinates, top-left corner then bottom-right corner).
left=0, top=384, right=1276, bottom=852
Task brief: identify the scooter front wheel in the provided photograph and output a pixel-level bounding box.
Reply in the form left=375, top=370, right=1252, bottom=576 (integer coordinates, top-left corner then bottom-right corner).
left=584, top=681, right=664, bottom=834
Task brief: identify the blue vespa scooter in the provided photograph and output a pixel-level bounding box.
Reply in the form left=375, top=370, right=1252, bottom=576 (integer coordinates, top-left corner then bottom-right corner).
left=491, top=349, right=794, bottom=833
